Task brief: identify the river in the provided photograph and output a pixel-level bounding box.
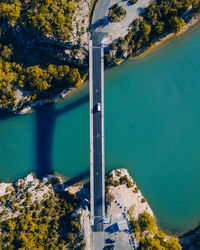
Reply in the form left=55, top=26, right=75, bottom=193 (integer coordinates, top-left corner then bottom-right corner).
left=1, top=24, right=200, bottom=234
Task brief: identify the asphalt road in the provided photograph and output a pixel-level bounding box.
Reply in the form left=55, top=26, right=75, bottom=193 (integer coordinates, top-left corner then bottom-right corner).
left=92, top=33, right=104, bottom=232
left=92, top=0, right=111, bottom=26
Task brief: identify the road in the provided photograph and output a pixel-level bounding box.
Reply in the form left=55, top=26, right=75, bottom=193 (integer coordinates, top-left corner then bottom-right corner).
left=92, top=0, right=150, bottom=40
left=93, top=35, right=103, bottom=233
left=90, top=32, right=106, bottom=233
left=92, top=0, right=111, bottom=30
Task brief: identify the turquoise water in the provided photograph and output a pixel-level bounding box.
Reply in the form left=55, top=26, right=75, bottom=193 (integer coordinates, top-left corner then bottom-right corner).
left=1, top=24, right=200, bottom=234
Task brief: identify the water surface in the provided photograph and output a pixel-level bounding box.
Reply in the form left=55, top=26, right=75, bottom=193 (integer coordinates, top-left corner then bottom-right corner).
left=1, top=24, right=200, bottom=234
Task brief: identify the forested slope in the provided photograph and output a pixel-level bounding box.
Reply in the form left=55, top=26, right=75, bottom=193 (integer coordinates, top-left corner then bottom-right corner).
left=0, top=0, right=90, bottom=112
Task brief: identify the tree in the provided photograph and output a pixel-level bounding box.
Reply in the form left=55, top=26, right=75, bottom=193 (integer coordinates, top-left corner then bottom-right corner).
left=141, top=21, right=151, bottom=40
left=67, top=68, right=81, bottom=87
left=155, top=21, right=165, bottom=34
left=128, top=0, right=138, bottom=5
left=26, top=65, right=50, bottom=92
left=169, top=16, right=186, bottom=33
left=165, top=237, right=182, bottom=249
left=47, top=64, right=58, bottom=80
left=1, top=46, right=13, bottom=60
left=192, top=0, right=200, bottom=12
left=130, top=218, right=140, bottom=233
left=0, top=3, right=20, bottom=26
left=26, top=0, right=75, bottom=41
left=18, top=233, right=29, bottom=248
left=4, top=219, right=16, bottom=231
left=140, top=237, right=164, bottom=250
left=139, top=211, right=156, bottom=232
left=108, top=4, right=127, bottom=22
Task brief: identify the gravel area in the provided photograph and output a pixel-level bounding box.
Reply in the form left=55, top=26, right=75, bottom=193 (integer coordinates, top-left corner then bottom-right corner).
left=102, top=169, right=153, bottom=249
left=92, top=0, right=151, bottom=42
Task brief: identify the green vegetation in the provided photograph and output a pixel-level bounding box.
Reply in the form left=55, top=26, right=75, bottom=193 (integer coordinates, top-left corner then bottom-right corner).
left=106, top=0, right=200, bottom=64
left=169, top=16, right=187, bottom=33
left=140, top=236, right=182, bottom=249
left=192, top=0, right=200, bottom=11
left=139, top=211, right=156, bottom=233
left=0, top=1, right=21, bottom=26
left=127, top=0, right=138, bottom=5
left=0, top=58, right=82, bottom=110
left=0, top=0, right=87, bottom=112
left=129, top=211, right=182, bottom=249
left=0, top=180, right=84, bottom=249
left=105, top=173, right=134, bottom=189
left=108, top=3, right=127, bottom=22
left=0, top=0, right=75, bottom=41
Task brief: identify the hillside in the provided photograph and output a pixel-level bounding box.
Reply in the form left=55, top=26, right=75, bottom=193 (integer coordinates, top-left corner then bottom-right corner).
left=0, top=0, right=90, bottom=113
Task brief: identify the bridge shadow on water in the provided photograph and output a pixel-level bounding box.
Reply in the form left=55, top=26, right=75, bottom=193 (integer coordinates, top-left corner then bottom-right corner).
left=0, top=110, right=17, bottom=121
left=35, top=103, right=55, bottom=179
left=0, top=94, right=90, bottom=184
left=35, top=94, right=89, bottom=183
left=63, top=170, right=90, bottom=187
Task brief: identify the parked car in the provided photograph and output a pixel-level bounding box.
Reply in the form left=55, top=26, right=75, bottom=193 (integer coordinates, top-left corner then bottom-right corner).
left=103, top=245, right=114, bottom=250
left=105, top=239, right=115, bottom=244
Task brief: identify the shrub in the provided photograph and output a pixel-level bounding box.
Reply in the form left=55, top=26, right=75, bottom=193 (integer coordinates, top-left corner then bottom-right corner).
left=106, top=178, right=115, bottom=186
left=120, top=175, right=129, bottom=185
left=108, top=4, right=127, bottom=23
left=138, top=211, right=156, bottom=232
left=114, top=180, right=120, bottom=186
left=140, top=237, right=164, bottom=250
left=141, top=197, right=146, bottom=203
left=110, top=43, right=117, bottom=50
left=130, top=218, right=140, bottom=233
left=80, top=243, right=86, bottom=249
left=127, top=0, right=137, bottom=5
left=127, top=181, right=133, bottom=188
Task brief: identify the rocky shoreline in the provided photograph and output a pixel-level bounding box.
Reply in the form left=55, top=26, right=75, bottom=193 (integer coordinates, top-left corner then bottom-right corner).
left=18, top=88, right=74, bottom=115
left=106, top=11, right=200, bottom=66
left=1, top=2, right=200, bottom=114
left=0, top=173, right=90, bottom=249
left=1, top=168, right=196, bottom=249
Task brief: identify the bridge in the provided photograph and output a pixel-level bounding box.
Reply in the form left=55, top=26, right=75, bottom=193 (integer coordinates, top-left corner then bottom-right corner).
left=89, top=32, right=107, bottom=249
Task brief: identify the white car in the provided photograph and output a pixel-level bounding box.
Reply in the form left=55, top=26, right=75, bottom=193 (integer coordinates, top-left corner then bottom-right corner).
left=97, top=103, right=101, bottom=112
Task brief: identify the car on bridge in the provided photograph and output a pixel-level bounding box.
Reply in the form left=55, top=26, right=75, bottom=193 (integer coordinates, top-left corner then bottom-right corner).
left=96, top=103, right=101, bottom=112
